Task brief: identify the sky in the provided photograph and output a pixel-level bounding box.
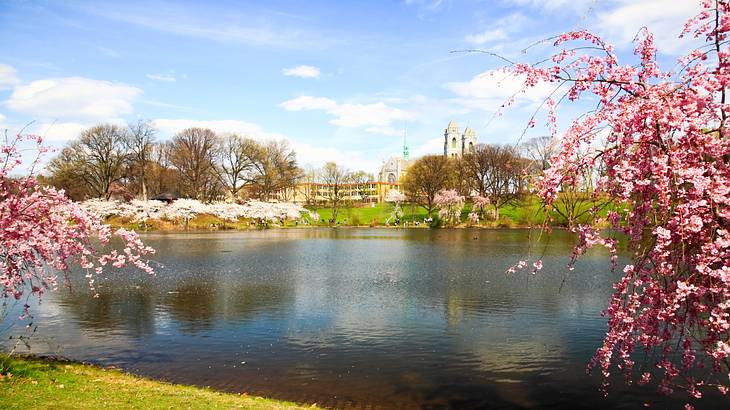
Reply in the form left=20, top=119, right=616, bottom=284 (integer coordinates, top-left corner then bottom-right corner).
left=0, top=0, right=705, bottom=174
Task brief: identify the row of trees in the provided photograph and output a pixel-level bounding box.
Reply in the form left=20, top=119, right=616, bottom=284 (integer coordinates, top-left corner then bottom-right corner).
left=44, top=122, right=599, bottom=228
left=46, top=121, right=302, bottom=202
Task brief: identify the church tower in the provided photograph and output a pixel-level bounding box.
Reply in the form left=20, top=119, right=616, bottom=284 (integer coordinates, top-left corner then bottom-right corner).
left=444, top=120, right=460, bottom=158
left=462, top=126, right=477, bottom=155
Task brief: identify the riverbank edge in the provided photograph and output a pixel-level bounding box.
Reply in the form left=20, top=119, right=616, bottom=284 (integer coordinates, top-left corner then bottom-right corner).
left=0, top=354, right=321, bottom=409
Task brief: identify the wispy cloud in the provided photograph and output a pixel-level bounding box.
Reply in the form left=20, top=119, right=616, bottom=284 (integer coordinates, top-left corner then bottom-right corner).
left=97, top=46, right=121, bottom=58
left=594, top=0, right=702, bottom=55
left=146, top=73, right=177, bottom=82
left=0, top=64, right=20, bottom=91
left=464, top=13, right=526, bottom=46
left=77, top=3, right=336, bottom=50
left=445, top=68, right=555, bottom=112
left=282, top=65, right=321, bottom=78
left=404, top=0, right=453, bottom=21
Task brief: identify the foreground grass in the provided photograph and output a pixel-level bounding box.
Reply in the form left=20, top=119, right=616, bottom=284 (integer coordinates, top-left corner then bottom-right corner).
left=0, top=355, right=318, bottom=410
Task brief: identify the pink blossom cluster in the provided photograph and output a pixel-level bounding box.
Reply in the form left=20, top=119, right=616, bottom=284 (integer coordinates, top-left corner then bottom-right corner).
left=385, top=189, right=406, bottom=204
left=470, top=195, right=490, bottom=224
left=0, top=134, right=155, bottom=316
left=510, top=0, right=730, bottom=401
left=434, top=189, right=464, bottom=225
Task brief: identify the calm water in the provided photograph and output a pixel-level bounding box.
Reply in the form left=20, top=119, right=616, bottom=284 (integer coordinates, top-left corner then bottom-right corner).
left=3, top=229, right=724, bottom=408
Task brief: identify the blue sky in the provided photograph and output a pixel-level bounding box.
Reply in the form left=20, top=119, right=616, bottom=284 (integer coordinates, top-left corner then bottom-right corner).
left=0, top=0, right=703, bottom=173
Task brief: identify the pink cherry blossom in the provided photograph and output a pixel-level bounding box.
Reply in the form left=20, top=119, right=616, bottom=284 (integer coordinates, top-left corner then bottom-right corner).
left=434, top=189, right=464, bottom=226
left=510, top=0, right=730, bottom=400
left=1, top=133, right=155, bottom=313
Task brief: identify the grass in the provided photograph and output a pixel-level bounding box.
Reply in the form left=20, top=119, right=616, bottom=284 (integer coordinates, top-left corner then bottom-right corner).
left=0, top=355, right=319, bottom=410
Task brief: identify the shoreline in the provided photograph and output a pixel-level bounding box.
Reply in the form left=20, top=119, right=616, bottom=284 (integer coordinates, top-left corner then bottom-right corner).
left=0, top=354, right=321, bottom=409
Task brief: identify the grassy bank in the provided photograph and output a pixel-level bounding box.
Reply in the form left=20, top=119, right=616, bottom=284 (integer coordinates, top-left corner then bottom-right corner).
left=0, top=355, right=318, bottom=409
left=312, top=196, right=550, bottom=227
left=103, top=194, right=607, bottom=231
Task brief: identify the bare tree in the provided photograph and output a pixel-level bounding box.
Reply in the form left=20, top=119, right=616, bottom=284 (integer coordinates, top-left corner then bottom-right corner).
left=47, top=124, right=129, bottom=199
left=45, top=147, right=94, bottom=200
left=217, top=133, right=257, bottom=200
left=247, top=140, right=301, bottom=201
left=300, top=166, right=320, bottom=206
left=321, top=162, right=350, bottom=224
left=168, top=128, right=220, bottom=201
left=126, top=119, right=157, bottom=200
left=521, top=136, right=557, bottom=172
left=402, top=155, right=452, bottom=216
left=521, top=136, right=558, bottom=192
left=464, top=144, right=526, bottom=220
left=146, top=141, right=179, bottom=197
left=551, top=146, right=611, bottom=228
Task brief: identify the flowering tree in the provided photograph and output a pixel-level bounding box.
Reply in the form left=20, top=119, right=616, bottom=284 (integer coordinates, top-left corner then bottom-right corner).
left=82, top=198, right=311, bottom=226
left=1, top=133, right=155, bottom=320
left=508, top=0, right=730, bottom=403
left=385, top=189, right=406, bottom=225
left=434, top=189, right=464, bottom=226
left=471, top=194, right=490, bottom=222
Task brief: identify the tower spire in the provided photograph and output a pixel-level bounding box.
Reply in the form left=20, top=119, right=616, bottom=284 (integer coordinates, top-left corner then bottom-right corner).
left=402, top=128, right=409, bottom=160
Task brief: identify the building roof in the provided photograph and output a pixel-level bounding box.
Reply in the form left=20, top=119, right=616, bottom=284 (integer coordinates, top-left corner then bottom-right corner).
left=151, top=192, right=179, bottom=201
left=463, top=126, right=476, bottom=137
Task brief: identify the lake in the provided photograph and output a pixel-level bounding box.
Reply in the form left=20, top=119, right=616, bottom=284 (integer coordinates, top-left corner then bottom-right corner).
left=3, top=228, right=723, bottom=408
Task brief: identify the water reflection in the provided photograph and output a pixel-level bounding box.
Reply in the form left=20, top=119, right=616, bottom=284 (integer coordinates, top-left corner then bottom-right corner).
left=3, top=229, right=725, bottom=409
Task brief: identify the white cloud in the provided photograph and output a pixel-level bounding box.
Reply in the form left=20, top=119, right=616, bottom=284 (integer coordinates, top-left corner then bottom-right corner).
left=153, top=118, right=286, bottom=141
left=445, top=68, right=555, bottom=111
left=280, top=96, right=415, bottom=129
left=464, top=13, right=525, bottom=46
left=595, top=0, right=702, bottom=55
left=152, top=117, right=378, bottom=171
left=0, top=64, right=20, bottom=91
left=410, top=137, right=445, bottom=158
left=365, top=126, right=402, bottom=137
left=36, top=122, right=90, bottom=141
left=5, top=77, right=141, bottom=120
left=282, top=65, right=321, bottom=78
left=291, top=141, right=378, bottom=172
left=465, top=28, right=509, bottom=46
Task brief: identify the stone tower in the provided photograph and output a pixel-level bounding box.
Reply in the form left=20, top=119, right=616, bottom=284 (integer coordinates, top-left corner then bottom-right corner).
left=462, top=126, right=477, bottom=155
left=444, top=120, right=461, bottom=158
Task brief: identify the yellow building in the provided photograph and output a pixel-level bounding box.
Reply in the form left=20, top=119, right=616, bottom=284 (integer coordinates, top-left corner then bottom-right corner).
left=280, top=181, right=402, bottom=205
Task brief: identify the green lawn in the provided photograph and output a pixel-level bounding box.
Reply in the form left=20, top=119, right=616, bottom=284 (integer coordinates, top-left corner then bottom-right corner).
left=309, top=194, right=613, bottom=228
left=311, top=196, right=549, bottom=227
left=0, top=355, right=319, bottom=409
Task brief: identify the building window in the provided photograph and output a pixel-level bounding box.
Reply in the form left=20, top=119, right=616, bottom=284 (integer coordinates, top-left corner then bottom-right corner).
left=451, top=137, right=457, bottom=148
